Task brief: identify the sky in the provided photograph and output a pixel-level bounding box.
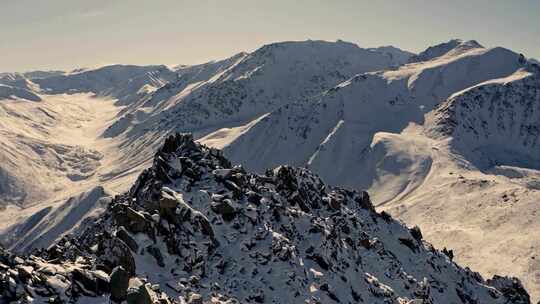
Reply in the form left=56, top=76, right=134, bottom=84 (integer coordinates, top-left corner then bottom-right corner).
left=1, top=0, right=539, bottom=72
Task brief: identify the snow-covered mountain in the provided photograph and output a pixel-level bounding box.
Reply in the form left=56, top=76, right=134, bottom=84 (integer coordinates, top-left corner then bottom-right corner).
left=1, top=38, right=540, bottom=301
left=220, top=39, right=526, bottom=187
left=32, top=64, right=178, bottom=105
left=0, top=134, right=531, bottom=303
left=107, top=40, right=413, bottom=141
left=428, top=67, right=540, bottom=171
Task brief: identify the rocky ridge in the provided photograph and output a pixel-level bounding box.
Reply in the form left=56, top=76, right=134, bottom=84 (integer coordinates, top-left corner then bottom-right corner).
left=0, top=134, right=531, bottom=303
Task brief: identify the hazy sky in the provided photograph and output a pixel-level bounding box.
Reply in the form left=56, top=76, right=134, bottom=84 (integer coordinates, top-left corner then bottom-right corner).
left=1, top=0, right=539, bottom=72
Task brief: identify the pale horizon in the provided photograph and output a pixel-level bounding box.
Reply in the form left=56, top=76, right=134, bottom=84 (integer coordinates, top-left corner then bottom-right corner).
left=1, top=0, right=539, bottom=72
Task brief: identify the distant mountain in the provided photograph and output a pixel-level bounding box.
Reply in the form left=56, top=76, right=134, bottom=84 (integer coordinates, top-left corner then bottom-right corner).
left=111, top=40, right=414, bottom=140
left=221, top=39, right=525, bottom=188
left=0, top=134, right=531, bottom=303
left=0, top=84, right=41, bottom=102
left=428, top=66, right=540, bottom=170
left=33, top=64, right=178, bottom=105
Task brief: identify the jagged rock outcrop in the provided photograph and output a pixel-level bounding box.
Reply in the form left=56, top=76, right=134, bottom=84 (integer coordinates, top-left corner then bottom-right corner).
left=0, top=134, right=531, bottom=303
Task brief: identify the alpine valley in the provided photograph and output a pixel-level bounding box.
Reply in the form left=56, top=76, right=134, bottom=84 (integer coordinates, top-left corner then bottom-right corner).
left=0, top=39, right=539, bottom=303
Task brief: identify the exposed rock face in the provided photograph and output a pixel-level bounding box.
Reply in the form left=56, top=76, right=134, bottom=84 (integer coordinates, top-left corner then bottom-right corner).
left=110, top=266, right=130, bottom=302
left=0, top=134, right=531, bottom=303
left=428, top=67, right=540, bottom=170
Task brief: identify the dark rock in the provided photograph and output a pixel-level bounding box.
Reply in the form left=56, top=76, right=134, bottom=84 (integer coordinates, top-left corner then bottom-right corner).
left=247, top=289, right=265, bottom=303
left=247, top=191, right=262, bottom=205
left=328, top=196, right=341, bottom=210
left=211, top=199, right=237, bottom=216
left=110, top=266, right=130, bottom=302
left=98, top=236, right=136, bottom=276
left=410, top=226, right=423, bottom=241
left=355, top=191, right=374, bottom=211
left=442, top=247, right=454, bottom=261
left=126, top=207, right=152, bottom=233
left=127, top=278, right=155, bottom=304
left=159, top=133, right=197, bottom=155
left=197, top=214, right=215, bottom=239
left=487, top=276, right=530, bottom=304
left=399, top=237, right=418, bottom=253
left=159, top=190, right=180, bottom=210
left=146, top=245, right=165, bottom=267
left=307, top=253, right=330, bottom=270
left=73, top=268, right=100, bottom=295
left=15, top=265, right=33, bottom=282
left=116, top=226, right=139, bottom=253
left=380, top=211, right=392, bottom=222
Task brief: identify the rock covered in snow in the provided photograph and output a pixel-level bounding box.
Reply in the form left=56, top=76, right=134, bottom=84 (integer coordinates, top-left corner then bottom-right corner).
left=0, top=134, right=530, bottom=303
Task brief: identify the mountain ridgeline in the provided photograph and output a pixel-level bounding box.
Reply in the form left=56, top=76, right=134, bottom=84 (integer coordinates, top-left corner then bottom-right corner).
left=0, top=134, right=531, bottom=303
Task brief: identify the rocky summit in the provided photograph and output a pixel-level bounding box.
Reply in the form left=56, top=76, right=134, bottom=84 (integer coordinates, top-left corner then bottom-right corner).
left=0, top=134, right=531, bottom=303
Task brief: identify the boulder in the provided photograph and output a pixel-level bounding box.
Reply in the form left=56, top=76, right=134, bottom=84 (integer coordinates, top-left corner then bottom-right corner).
left=160, top=188, right=186, bottom=223
left=73, top=268, right=97, bottom=295
left=160, top=190, right=180, bottom=210
left=110, top=266, right=130, bottom=302
left=197, top=214, right=215, bottom=239
left=146, top=245, right=165, bottom=267
left=116, top=226, right=139, bottom=253
left=187, top=292, right=203, bottom=304
left=213, top=168, right=233, bottom=180
left=211, top=199, right=237, bottom=216
left=328, top=196, right=341, bottom=210
left=126, top=207, right=152, bottom=233
left=15, top=265, right=33, bottom=282
left=127, top=278, right=156, bottom=304
left=98, top=236, right=136, bottom=276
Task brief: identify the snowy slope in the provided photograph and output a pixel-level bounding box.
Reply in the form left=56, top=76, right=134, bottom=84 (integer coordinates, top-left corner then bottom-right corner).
left=220, top=39, right=526, bottom=187
left=428, top=67, right=540, bottom=171
left=0, top=134, right=531, bottom=303
left=0, top=94, right=119, bottom=208
left=1, top=186, right=111, bottom=253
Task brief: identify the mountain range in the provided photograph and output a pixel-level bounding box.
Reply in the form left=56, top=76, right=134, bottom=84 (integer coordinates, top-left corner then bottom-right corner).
left=0, top=38, right=539, bottom=302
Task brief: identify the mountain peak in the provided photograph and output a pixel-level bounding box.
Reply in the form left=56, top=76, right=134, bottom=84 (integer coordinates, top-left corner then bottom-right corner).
left=409, top=39, right=485, bottom=63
